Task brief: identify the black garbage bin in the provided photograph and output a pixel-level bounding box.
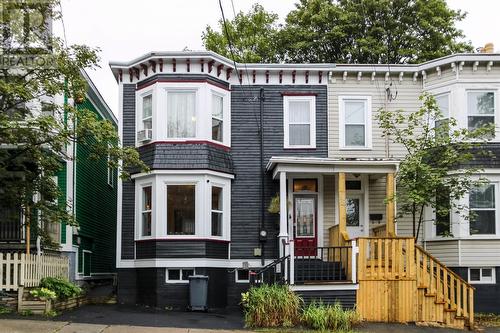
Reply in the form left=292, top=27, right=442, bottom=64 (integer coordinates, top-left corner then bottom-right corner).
left=188, top=275, right=209, bottom=311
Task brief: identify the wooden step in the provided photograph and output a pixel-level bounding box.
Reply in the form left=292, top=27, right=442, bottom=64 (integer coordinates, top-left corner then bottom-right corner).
left=444, top=308, right=457, bottom=312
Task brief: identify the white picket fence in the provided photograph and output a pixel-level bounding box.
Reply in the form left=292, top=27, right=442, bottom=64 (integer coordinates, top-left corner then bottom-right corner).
left=0, top=252, right=69, bottom=291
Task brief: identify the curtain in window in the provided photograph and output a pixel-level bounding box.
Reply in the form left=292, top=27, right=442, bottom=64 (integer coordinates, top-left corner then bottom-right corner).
left=289, top=100, right=311, bottom=145
left=167, top=92, right=196, bottom=138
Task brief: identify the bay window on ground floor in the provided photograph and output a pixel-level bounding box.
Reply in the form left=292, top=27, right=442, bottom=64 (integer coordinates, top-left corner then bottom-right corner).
left=134, top=172, right=232, bottom=241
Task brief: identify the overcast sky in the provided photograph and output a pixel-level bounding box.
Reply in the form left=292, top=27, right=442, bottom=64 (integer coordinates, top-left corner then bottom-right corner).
left=56, top=0, right=500, bottom=115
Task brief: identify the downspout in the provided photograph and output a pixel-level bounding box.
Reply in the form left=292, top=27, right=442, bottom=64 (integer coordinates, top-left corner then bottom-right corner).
left=259, top=88, right=265, bottom=266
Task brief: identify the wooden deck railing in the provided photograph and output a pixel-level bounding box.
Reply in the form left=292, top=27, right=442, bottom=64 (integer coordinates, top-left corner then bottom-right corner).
left=0, top=252, right=69, bottom=291
left=356, top=237, right=474, bottom=327
left=369, top=224, right=387, bottom=237
left=415, top=245, right=474, bottom=326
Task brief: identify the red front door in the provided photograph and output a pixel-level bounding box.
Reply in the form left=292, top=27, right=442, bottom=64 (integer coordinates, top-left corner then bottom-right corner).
left=293, top=195, right=317, bottom=257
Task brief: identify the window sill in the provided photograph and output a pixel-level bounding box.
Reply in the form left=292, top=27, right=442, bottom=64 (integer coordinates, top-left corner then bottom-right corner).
left=135, top=237, right=230, bottom=243
left=283, top=146, right=317, bottom=150
left=136, top=139, right=231, bottom=151
left=339, top=147, right=373, bottom=151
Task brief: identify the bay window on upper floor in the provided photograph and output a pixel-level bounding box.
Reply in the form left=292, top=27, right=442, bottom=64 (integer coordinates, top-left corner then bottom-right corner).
left=339, top=96, right=372, bottom=149
left=135, top=82, right=230, bottom=146
left=435, top=93, right=450, bottom=129
left=134, top=173, right=231, bottom=241
left=467, top=91, right=495, bottom=131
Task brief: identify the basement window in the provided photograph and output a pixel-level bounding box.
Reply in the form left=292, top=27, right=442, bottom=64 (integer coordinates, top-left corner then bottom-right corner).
left=166, top=268, right=196, bottom=283
left=469, top=267, right=496, bottom=284
left=236, top=269, right=250, bottom=283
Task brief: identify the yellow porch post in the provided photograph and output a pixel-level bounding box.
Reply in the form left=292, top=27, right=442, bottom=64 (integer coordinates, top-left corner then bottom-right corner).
left=386, top=172, right=396, bottom=237
left=338, top=172, right=347, bottom=244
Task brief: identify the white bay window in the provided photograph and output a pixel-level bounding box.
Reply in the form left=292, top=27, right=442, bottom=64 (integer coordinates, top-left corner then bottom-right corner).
left=136, top=83, right=230, bottom=146
left=469, top=183, right=496, bottom=235
left=135, top=173, right=231, bottom=240
left=283, top=95, right=316, bottom=148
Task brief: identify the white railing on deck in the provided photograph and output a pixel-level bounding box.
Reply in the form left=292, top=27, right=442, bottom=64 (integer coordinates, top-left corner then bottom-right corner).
left=0, top=252, right=69, bottom=291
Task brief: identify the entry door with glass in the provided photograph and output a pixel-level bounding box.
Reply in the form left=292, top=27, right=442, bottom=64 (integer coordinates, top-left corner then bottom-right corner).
left=294, top=195, right=317, bottom=256
left=346, top=195, right=364, bottom=239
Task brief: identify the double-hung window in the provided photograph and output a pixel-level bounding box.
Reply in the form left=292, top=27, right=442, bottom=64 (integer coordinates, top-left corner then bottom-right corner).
left=340, top=96, right=371, bottom=148
left=141, top=186, right=152, bottom=237
left=435, top=187, right=451, bottom=236
left=142, top=95, right=152, bottom=133
left=469, top=183, right=496, bottom=235
left=283, top=96, right=316, bottom=148
left=435, top=93, right=450, bottom=129
left=167, top=91, right=196, bottom=138
left=211, top=186, right=223, bottom=236
left=468, top=91, right=495, bottom=130
left=167, top=185, right=196, bottom=235
left=212, top=94, right=224, bottom=142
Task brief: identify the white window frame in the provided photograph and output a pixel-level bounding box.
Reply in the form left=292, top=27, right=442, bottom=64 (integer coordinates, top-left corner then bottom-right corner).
left=467, top=90, right=496, bottom=130
left=468, top=267, right=496, bottom=284
left=165, top=268, right=196, bottom=284
left=283, top=95, right=316, bottom=149
left=166, top=89, right=198, bottom=139
left=434, top=92, right=450, bottom=126
left=211, top=92, right=224, bottom=143
left=136, top=89, right=155, bottom=146
left=339, top=96, right=372, bottom=150
left=134, top=173, right=231, bottom=241
left=138, top=183, right=153, bottom=238
left=165, top=182, right=198, bottom=236
left=235, top=269, right=250, bottom=283
left=468, top=182, right=497, bottom=237
left=210, top=184, right=224, bottom=237
left=141, top=94, right=153, bottom=130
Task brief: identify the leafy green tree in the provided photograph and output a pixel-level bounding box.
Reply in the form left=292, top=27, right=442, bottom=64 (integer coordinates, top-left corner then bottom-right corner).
left=203, top=0, right=472, bottom=64
left=202, top=4, right=282, bottom=63
left=0, top=0, right=146, bottom=249
left=377, top=94, right=493, bottom=240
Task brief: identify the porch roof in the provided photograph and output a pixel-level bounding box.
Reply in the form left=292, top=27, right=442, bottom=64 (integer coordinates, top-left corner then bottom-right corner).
left=267, top=156, right=399, bottom=179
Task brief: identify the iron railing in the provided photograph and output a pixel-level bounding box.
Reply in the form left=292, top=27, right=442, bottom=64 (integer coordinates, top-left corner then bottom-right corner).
left=294, top=246, right=351, bottom=283
left=249, top=255, right=290, bottom=286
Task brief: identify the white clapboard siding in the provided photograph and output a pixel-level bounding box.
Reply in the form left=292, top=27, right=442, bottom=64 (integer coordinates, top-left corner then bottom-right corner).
left=460, top=240, right=500, bottom=267
left=424, top=240, right=460, bottom=266
left=0, top=252, right=69, bottom=290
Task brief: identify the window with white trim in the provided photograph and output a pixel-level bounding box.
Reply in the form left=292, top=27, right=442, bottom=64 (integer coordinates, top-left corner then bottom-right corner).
left=283, top=96, right=316, bottom=148
left=435, top=93, right=450, bottom=129
left=211, top=186, right=223, bottom=236
left=167, top=91, right=196, bottom=138
left=468, top=267, right=496, bottom=284
left=141, top=186, right=152, bottom=237
left=142, top=94, right=152, bottom=132
left=236, top=269, right=250, bottom=283
left=212, top=94, right=223, bottom=142
left=469, top=183, right=496, bottom=235
left=167, top=185, right=195, bottom=235
left=339, top=96, right=371, bottom=148
left=166, top=268, right=196, bottom=283
left=468, top=91, right=495, bottom=130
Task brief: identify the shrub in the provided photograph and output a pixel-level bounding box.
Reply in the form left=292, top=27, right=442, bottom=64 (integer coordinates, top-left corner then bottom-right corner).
left=241, top=284, right=302, bottom=328
left=39, top=277, right=82, bottom=300
left=301, top=301, right=361, bottom=332
left=30, top=287, right=57, bottom=301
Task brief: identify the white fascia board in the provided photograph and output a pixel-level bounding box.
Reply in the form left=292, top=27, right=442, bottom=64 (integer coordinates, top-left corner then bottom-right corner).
left=131, top=169, right=235, bottom=180
left=117, top=258, right=275, bottom=269
left=267, top=156, right=400, bottom=172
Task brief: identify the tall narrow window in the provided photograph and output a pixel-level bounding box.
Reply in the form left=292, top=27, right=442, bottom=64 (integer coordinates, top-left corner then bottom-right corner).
left=141, top=186, right=152, bottom=236
left=167, top=185, right=195, bottom=235
left=212, top=95, right=223, bottom=142
left=211, top=186, right=223, bottom=236
left=284, top=96, right=316, bottom=148
left=469, top=183, right=496, bottom=235
left=167, top=91, right=196, bottom=138
left=435, top=187, right=451, bottom=236
left=342, top=98, right=368, bottom=147
left=468, top=91, right=495, bottom=130
left=142, top=95, right=152, bottom=132
left=435, top=94, right=450, bottom=129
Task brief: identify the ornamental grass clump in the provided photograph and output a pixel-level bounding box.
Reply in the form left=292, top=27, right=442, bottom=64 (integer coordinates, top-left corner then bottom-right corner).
left=241, top=284, right=302, bottom=328
left=301, top=301, right=361, bottom=332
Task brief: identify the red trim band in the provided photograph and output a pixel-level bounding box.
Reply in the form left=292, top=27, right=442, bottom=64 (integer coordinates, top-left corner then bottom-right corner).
left=141, top=139, right=231, bottom=152
left=136, top=78, right=230, bottom=91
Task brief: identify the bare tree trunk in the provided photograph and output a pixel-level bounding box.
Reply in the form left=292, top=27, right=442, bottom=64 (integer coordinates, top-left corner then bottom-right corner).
left=412, top=202, right=416, bottom=238
left=415, top=204, right=425, bottom=241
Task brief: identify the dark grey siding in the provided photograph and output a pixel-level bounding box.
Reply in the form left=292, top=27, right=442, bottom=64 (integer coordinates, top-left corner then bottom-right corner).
left=135, top=240, right=229, bottom=259
left=296, top=289, right=356, bottom=308
left=121, top=83, right=137, bottom=260
left=139, top=143, right=234, bottom=174
left=119, top=267, right=230, bottom=309
left=451, top=266, right=500, bottom=314
left=231, top=85, right=328, bottom=259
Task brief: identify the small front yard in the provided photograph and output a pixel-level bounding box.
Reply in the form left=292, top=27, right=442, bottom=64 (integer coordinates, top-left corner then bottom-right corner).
left=476, top=313, right=500, bottom=328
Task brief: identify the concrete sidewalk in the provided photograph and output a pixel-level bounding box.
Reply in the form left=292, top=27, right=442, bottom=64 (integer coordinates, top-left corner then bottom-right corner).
left=1, top=320, right=249, bottom=333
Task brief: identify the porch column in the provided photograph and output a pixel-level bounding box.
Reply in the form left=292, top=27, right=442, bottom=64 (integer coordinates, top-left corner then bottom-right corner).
left=338, top=172, right=347, bottom=244
left=278, top=171, right=288, bottom=257
left=386, top=172, right=396, bottom=237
